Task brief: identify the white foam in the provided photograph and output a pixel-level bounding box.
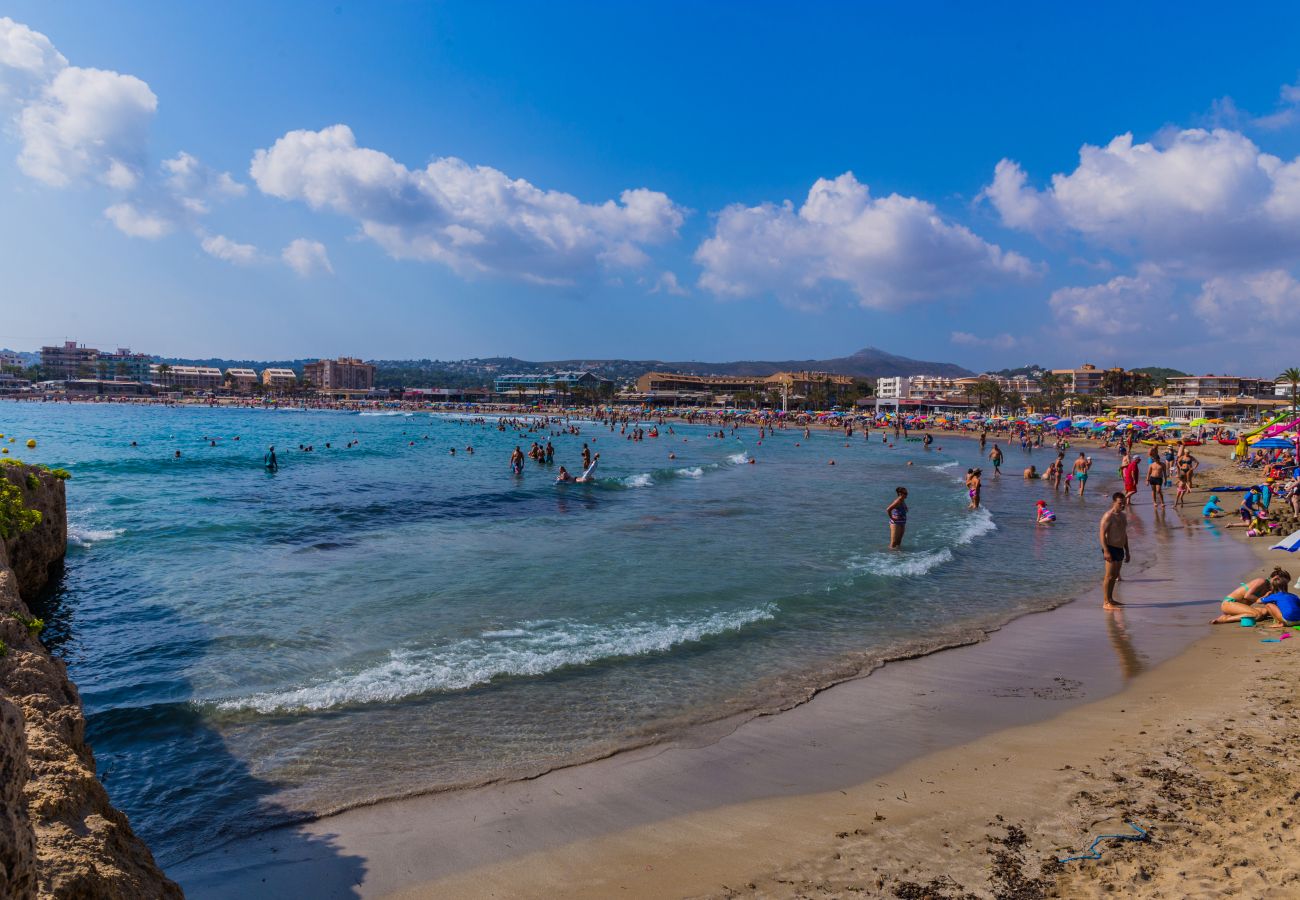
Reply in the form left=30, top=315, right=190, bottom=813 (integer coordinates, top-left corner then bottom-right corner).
left=928, top=460, right=959, bottom=470
left=69, top=525, right=125, bottom=546
left=675, top=466, right=705, bottom=478
left=214, top=605, right=778, bottom=714
left=848, top=548, right=953, bottom=577
left=727, top=452, right=749, bottom=465
left=954, top=507, right=996, bottom=544
left=623, top=473, right=654, bottom=488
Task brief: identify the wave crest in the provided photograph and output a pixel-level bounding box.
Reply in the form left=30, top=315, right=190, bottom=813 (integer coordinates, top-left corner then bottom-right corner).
left=848, top=548, right=953, bottom=577
left=213, top=605, right=778, bottom=714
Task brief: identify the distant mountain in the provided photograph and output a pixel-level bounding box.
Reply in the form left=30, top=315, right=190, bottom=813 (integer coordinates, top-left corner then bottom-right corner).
left=655, top=347, right=973, bottom=380
left=156, top=347, right=971, bottom=388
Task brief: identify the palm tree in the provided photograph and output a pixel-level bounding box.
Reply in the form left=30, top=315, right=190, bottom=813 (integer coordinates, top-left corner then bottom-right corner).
left=1038, top=373, right=1065, bottom=414
left=156, top=363, right=172, bottom=388
left=1279, top=367, right=1300, bottom=419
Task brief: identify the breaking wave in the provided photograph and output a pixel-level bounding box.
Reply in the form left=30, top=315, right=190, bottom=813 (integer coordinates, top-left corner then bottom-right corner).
left=213, top=604, right=778, bottom=714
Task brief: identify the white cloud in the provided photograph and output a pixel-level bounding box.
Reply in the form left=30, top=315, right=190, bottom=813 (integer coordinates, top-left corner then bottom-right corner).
left=200, top=233, right=259, bottom=265
left=17, top=65, right=156, bottom=188
left=695, top=172, right=1034, bottom=309
left=950, top=331, right=1016, bottom=350
left=104, top=202, right=173, bottom=239
left=0, top=17, right=66, bottom=99
left=983, top=128, right=1300, bottom=272
left=282, top=238, right=333, bottom=277
left=1047, top=270, right=1169, bottom=336
left=1194, top=269, right=1300, bottom=333
left=650, top=271, right=687, bottom=296
left=1, top=17, right=246, bottom=251
left=250, top=124, right=685, bottom=285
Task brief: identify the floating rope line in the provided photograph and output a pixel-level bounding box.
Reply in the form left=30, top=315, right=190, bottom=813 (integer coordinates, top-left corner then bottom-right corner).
left=1058, top=822, right=1149, bottom=863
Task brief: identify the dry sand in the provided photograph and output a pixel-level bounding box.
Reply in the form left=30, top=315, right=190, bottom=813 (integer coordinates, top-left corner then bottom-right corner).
left=401, top=452, right=1300, bottom=899
left=173, top=447, right=1300, bottom=899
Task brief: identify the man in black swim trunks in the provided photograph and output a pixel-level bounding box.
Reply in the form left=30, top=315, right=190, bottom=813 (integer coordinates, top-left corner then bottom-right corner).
left=1099, top=492, right=1130, bottom=610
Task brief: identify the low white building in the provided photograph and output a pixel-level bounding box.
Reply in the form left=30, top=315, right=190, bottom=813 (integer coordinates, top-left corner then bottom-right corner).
left=151, top=364, right=223, bottom=391
left=262, top=368, right=298, bottom=390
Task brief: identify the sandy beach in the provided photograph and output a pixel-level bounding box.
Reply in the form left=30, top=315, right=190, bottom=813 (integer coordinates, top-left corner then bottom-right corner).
left=165, top=445, right=1300, bottom=899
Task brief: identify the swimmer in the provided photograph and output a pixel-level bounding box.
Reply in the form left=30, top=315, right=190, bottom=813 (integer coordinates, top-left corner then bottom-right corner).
left=575, top=453, right=600, bottom=482
left=1023, top=465, right=1038, bottom=480
left=555, top=466, right=573, bottom=483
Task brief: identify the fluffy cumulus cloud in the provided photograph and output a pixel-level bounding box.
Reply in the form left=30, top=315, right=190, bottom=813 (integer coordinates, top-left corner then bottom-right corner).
left=694, top=172, right=1033, bottom=309
left=1195, top=270, right=1300, bottom=333
left=983, top=128, right=1300, bottom=273
left=282, top=238, right=333, bottom=277
left=1047, top=269, right=1170, bottom=336
left=250, top=124, right=684, bottom=285
left=0, top=17, right=251, bottom=254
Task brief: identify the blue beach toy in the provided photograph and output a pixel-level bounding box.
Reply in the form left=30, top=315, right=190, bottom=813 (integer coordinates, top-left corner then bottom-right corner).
left=1240, top=618, right=1256, bottom=627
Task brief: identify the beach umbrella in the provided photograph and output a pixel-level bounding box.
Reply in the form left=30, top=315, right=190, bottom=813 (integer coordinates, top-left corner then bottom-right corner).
left=1189, top=417, right=1210, bottom=426
left=1161, top=422, right=1181, bottom=430
left=1252, top=437, right=1295, bottom=449
left=1272, top=529, right=1300, bottom=552
left=1054, top=419, right=1073, bottom=430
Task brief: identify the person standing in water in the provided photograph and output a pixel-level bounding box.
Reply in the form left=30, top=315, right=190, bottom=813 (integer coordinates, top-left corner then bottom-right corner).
left=581, top=443, right=592, bottom=471
left=1072, top=452, right=1092, bottom=496
left=264, top=446, right=278, bottom=472
left=886, top=486, right=908, bottom=549
left=988, top=443, right=1003, bottom=475
left=510, top=446, right=525, bottom=475
left=1147, top=451, right=1166, bottom=507
left=1099, top=492, right=1130, bottom=610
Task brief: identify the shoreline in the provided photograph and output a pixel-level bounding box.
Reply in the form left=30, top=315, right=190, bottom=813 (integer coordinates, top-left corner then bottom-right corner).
left=168, top=450, right=1272, bottom=898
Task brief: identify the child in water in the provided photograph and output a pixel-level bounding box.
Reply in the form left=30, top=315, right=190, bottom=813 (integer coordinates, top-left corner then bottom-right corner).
left=1035, top=500, right=1056, bottom=524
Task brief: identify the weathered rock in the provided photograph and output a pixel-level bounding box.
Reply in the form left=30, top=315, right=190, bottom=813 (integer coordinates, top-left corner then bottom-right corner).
left=1, top=464, right=182, bottom=898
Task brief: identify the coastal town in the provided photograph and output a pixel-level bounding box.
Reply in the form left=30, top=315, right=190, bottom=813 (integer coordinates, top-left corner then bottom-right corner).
left=1, top=341, right=1295, bottom=422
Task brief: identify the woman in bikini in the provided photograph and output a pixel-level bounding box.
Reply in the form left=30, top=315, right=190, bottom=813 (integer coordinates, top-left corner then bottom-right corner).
left=1211, top=567, right=1292, bottom=624
left=887, top=486, right=908, bottom=549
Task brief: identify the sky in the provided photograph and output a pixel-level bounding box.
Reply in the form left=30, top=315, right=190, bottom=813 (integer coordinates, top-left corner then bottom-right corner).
left=2, top=2, right=1300, bottom=373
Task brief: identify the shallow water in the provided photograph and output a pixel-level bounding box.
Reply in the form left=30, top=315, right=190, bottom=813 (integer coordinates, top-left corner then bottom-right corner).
left=1, top=403, right=1118, bottom=864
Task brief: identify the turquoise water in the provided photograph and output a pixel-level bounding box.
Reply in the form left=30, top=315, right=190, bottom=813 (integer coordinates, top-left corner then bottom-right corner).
left=2, top=403, right=1115, bottom=866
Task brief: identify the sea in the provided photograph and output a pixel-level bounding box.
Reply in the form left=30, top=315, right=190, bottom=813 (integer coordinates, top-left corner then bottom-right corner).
left=2, top=402, right=1120, bottom=866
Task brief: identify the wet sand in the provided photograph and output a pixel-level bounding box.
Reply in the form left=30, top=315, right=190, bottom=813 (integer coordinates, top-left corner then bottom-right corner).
left=170, top=451, right=1269, bottom=898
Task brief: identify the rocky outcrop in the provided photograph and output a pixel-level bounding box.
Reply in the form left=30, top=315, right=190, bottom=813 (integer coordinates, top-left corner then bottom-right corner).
left=1, top=463, right=182, bottom=899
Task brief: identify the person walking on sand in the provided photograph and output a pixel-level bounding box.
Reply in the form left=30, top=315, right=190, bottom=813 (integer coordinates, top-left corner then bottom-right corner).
left=1100, top=492, right=1130, bottom=610
left=887, top=486, right=908, bottom=549
left=1072, top=452, right=1092, bottom=496
left=989, top=443, right=1003, bottom=475
left=1147, top=452, right=1166, bottom=507
left=1120, top=451, right=1138, bottom=508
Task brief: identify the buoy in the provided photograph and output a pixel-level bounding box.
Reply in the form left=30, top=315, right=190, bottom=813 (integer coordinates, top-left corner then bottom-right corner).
left=1, top=448, right=7, bottom=454
left=25, top=439, right=36, bottom=448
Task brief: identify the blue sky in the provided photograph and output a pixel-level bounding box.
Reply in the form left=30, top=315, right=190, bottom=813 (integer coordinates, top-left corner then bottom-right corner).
left=2, top=2, right=1300, bottom=372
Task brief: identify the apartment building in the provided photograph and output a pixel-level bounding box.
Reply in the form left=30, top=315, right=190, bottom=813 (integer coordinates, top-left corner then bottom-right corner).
left=151, top=364, right=223, bottom=391
left=225, top=368, right=260, bottom=393
left=1164, top=375, right=1272, bottom=399
left=40, top=341, right=100, bottom=380
left=262, top=368, right=299, bottom=390
left=303, top=357, right=376, bottom=391
left=97, top=348, right=153, bottom=382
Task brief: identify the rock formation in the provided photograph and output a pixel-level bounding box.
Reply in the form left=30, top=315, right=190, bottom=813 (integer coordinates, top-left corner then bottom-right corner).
left=1, top=463, right=182, bottom=898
